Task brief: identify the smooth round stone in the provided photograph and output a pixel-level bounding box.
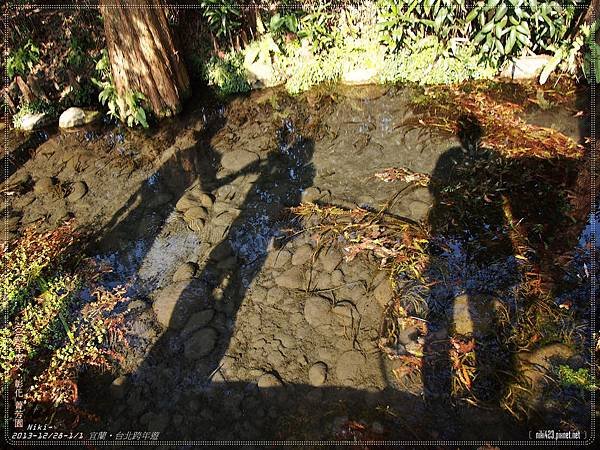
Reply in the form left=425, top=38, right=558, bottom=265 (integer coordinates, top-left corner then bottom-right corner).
left=184, top=327, right=218, bottom=360
left=335, top=351, right=366, bottom=384
left=308, top=362, right=328, bottom=386
left=221, top=149, right=259, bottom=172
left=172, top=262, right=198, bottom=282
left=184, top=206, right=209, bottom=221
left=257, top=373, right=283, bottom=389
left=67, top=181, right=88, bottom=201
left=291, top=244, right=313, bottom=266
left=59, top=107, right=86, bottom=128
left=304, top=296, right=332, bottom=328
left=34, top=177, right=55, bottom=194
left=181, top=309, right=215, bottom=338
left=152, top=280, right=207, bottom=329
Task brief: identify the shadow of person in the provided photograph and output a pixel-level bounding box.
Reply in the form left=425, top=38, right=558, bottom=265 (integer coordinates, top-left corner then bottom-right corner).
left=90, top=117, right=319, bottom=439
left=78, top=89, right=591, bottom=442
left=422, top=114, right=518, bottom=437
left=421, top=106, right=590, bottom=439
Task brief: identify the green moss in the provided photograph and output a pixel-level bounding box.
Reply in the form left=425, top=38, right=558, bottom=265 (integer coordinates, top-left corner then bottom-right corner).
left=557, top=365, right=597, bottom=392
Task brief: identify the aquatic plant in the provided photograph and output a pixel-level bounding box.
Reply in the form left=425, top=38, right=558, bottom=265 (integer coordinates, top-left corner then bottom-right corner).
left=557, top=365, right=597, bottom=392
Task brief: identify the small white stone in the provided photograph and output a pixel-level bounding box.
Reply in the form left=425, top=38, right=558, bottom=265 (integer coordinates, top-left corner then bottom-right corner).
left=500, top=55, right=552, bottom=80
left=59, top=107, right=86, bottom=128
left=18, top=112, right=47, bottom=131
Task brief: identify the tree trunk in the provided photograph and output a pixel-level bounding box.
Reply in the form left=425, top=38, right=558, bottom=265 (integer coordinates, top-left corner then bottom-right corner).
left=99, top=0, right=190, bottom=118
left=584, top=0, right=599, bottom=25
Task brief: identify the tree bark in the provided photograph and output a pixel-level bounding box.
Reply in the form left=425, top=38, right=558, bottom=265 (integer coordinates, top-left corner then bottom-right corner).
left=99, top=0, right=190, bottom=118
left=584, top=0, right=599, bottom=25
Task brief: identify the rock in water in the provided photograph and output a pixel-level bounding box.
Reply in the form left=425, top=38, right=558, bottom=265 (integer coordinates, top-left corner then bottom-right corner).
left=304, top=296, right=332, bottom=328
left=257, top=373, right=283, bottom=389
left=292, top=244, right=313, bottom=266
left=172, top=262, right=198, bottom=282
left=18, top=112, right=48, bottom=131
left=373, top=279, right=394, bottom=307
left=110, top=375, right=129, bottom=399
left=275, top=266, right=305, bottom=290
left=176, top=186, right=214, bottom=211
left=67, top=181, right=88, bottom=202
left=319, top=247, right=342, bottom=272
left=184, top=327, right=218, bottom=359
left=152, top=280, right=207, bottom=329
left=59, top=107, right=86, bottom=128
left=308, top=362, right=328, bottom=386
left=335, top=351, right=366, bottom=385
left=33, top=177, right=55, bottom=195
left=221, top=150, right=259, bottom=172
left=451, top=294, right=502, bottom=336
left=180, top=309, right=215, bottom=338
left=516, top=343, right=575, bottom=387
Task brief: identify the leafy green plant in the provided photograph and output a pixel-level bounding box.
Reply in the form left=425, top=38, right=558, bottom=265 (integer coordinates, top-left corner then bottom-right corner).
left=297, top=3, right=341, bottom=54
left=268, top=12, right=299, bottom=35
left=66, top=36, right=87, bottom=69
left=201, top=0, right=242, bottom=47
left=380, top=37, right=496, bottom=85
left=204, top=52, right=250, bottom=96
left=7, top=39, right=40, bottom=78
left=583, top=19, right=600, bottom=84
left=244, top=33, right=282, bottom=66
left=92, top=49, right=149, bottom=128
left=377, top=0, right=468, bottom=52
left=122, top=92, right=149, bottom=128
left=467, top=0, right=578, bottom=65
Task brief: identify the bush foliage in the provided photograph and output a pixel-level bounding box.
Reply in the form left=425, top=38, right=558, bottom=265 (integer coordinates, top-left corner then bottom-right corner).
left=201, top=0, right=593, bottom=96
left=1, top=224, right=126, bottom=423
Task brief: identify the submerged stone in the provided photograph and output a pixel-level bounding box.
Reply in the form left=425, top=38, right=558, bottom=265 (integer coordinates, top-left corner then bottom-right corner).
left=451, top=294, right=502, bottom=336
left=308, top=362, right=328, bottom=386
left=184, top=327, right=218, bottom=359
left=221, top=149, right=259, bottom=172
left=152, top=280, right=207, bottom=329
left=67, top=181, right=88, bottom=202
